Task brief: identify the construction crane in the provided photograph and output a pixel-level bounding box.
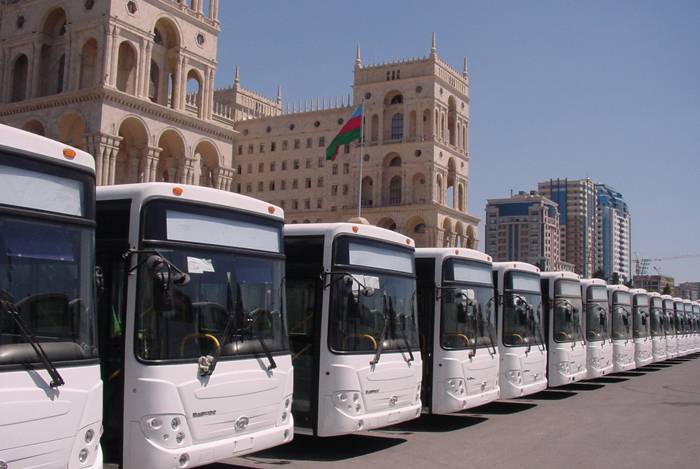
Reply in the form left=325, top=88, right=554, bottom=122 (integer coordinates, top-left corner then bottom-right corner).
left=634, top=253, right=700, bottom=277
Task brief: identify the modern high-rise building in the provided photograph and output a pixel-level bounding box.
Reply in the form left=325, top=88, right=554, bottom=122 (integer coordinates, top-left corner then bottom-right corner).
left=538, top=178, right=598, bottom=277
left=596, top=184, right=631, bottom=281
left=485, top=191, right=566, bottom=271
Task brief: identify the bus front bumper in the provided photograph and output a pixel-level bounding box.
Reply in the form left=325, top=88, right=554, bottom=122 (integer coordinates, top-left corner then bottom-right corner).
left=318, top=399, right=422, bottom=437
left=499, top=378, right=547, bottom=400
left=434, top=387, right=500, bottom=414
left=126, top=419, right=293, bottom=468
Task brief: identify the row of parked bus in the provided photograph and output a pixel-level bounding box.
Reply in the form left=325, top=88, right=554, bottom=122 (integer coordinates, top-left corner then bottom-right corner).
left=1, top=125, right=698, bottom=469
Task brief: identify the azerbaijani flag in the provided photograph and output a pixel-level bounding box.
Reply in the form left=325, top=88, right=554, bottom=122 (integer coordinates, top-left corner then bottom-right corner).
left=325, top=104, right=363, bottom=161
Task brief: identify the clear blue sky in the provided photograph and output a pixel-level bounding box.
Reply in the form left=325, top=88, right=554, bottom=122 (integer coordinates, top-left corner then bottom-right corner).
left=216, top=1, right=700, bottom=282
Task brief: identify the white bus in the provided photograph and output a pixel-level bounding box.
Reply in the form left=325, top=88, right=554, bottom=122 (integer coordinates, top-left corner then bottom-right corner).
left=648, top=292, right=667, bottom=362
left=673, top=298, right=689, bottom=356
left=284, top=223, right=422, bottom=437
left=683, top=300, right=696, bottom=354
left=607, top=285, right=635, bottom=371
left=0, top=125, right=102, bottom=469
left=415, top=248, right=499, bottom=414
left=581, top=279, right=613, bottom=378
left=661, top=295, right=678, bottom=359
left=630, top=289, right=653, bottom=368
left=540, top=272, right=587, bottom=386
left=692, top=302, right=700, bottom=354
left=96, top=183, right=293, bottom=468
left=492, top=262, right=546, bottom=399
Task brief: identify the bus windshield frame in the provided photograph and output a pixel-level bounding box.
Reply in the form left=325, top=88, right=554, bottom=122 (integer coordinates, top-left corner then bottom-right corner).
left=552, top=279, right=584, bottom=344
left=133, top=199, right=289, bottom=364
left=586, top=286, right=610, bottom=342
left=633, top=295, right=650, bottom=339
left=327, top=235, right=419, bottom=355
left=0, top=149, right=97, bottom=368
left=649, top=297, right=664, bottom=337
left=439, top=258, right=496, bottom=351
left=663, top=300, right=675, bottom=335
left=502, top=270, right=543, bottom=348
left=611, top=291, right=632, bottom=340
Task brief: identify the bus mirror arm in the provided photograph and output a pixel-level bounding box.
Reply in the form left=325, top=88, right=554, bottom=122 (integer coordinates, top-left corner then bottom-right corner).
left=95, top=265, right=105, bottom=302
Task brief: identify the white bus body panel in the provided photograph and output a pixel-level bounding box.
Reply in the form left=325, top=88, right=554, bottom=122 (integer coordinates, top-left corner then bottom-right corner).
left=0, top=365, right=103, bottom=469
left=608, top=285, right=635, bottom=371
left=417, top=248, right=499, bottom=414
left=285, top=223, right=422, bottom=436
left=581, top=279, right=613, bottom=379
left=493, top=262, right=547, bottom=399
left=0, top=125, right=102, bottom=468
left=122, top=358, right=293, bottom=468
left=316, top=353, right=422, bottom=436
left=542, top=272, right=587, bottom=387
left=98, top=184, right=292, bottom=467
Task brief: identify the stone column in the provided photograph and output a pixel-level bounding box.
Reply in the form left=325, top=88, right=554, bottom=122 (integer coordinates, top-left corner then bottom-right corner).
left=217, top=167, right=234, bottom=191
left=143, top=146, right=161, bottom=182
left=142, top=40, right=153, bottom=99
left=182, top=157, right=196, bottom=184
left=172, top=55, right=183, bottom=109
left=29, top=39, right=41, bottom=98
left=0, top=47, right=6, bottom=103
left=211, top=0, right=219, bottom=21
left=109, top=26, right=119, bottom=87
left=136, top=37, right=146, bottom=97
left=63, top=26, right=73, bottom=91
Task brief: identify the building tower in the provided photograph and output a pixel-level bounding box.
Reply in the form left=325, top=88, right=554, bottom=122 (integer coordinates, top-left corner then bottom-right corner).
left=231, top=35, right=479, bottom=247
left=485, top=190, right=564, bottom=271
left=0, top=0, right=234, bottom=190
left=596, top=184, right=631, bottom=281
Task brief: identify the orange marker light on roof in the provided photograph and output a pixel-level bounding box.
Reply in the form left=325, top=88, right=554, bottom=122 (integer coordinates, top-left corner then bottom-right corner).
left=63, top=148, right=76, bottom=159
left=406, top=238, right=411, bottom=245
left=172, top=187, right=184, bottom=196
left=352, top=225, right=359, bottom=233
left=455, top=249, right=460, bottom=255
left=268, top=206, right=276, bottom=214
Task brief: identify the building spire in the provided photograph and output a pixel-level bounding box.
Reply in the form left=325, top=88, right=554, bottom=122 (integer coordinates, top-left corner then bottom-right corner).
left=355, top=43, right=362, bottom=68
left=277, top=85, right=282, bottom=103
left=234, top=64, right=240, bottom=88
left=431, top=32, right=437, bottom=57
left=463, top=56, right=469, bottom=79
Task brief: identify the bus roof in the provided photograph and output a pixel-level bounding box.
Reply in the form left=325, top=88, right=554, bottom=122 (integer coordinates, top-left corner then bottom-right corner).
left=629, top=288, right=649, bottom=296
left=648, top=291, right=662, bottom=299
left=283, top=222, right=414, bottom=250
left=581, top=278, right=607, bottom=288
left=492, top=261, right=540, bottom=275
left=415, top=247, right=491, bottom=264
left=97, top=183, right=284, bottom=221
left=0, top=123, right=94, bottom=172
left=607, top=284, right=630, bottom=293
left=541, top=271, right=580, bottom=281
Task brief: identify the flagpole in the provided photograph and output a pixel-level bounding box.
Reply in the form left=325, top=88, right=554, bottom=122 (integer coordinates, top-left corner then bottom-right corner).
left=357, top=100, right=365, bottom=218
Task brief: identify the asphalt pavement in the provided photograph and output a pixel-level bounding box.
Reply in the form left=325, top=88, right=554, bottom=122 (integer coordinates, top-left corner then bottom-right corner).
left=211, top=354, right=700, bottom=469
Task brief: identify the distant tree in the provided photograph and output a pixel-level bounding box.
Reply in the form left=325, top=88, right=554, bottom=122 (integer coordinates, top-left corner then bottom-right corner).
left=593, top=269, right=606, bottom=280
left=662, top=284, right=672, bottom=295
left=610, top=272, right=621, bottom=285
left=624, top=278, right=633, bottom=288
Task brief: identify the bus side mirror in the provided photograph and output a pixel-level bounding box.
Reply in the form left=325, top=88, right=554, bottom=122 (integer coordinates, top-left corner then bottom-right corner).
left=147, top=255, right=190, bottom=313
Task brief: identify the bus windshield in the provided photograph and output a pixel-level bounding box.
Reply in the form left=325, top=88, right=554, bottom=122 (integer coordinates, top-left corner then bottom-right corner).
left=664, top=301, right=675, bottom=335
left=440, top=259, right=495, bottom=350
left=650, top=298, right=663, bottom=337
left=633, top=295, right=650, bottom=339
left=502, top=271, right=543, bottom=347
left=553, top=279, right=583, bottom=343
left=611, top=291, right=632, bottom=340
left=673, top=303, right=684, bottom=334
left=586, top=286, right=609, bottom=342
left=135, top=201, right=288, bottom=362
left=328, top=237, right=419, bottom=354
left=0, top=216, right=97, bottom=365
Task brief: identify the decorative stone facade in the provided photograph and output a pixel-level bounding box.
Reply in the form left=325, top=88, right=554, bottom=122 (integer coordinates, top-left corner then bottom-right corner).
left=0, top=2, right=479, bottom=248
left=0, top=0, right=234, bottom=190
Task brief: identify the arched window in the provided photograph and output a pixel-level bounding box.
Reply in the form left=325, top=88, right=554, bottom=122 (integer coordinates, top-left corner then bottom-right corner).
left=116, top=41, right=138, bottom=94
left=414, top=223, right=426, bottom=234
left=11, top=54, right=29, bottom=102
left=149, top=61, right=160, bottom=102
left=389, top=176, right=401, bottom=205
left=448, top=96, right=457, bottom=146
left=79, top=39, right=98, bottom=89
left=389, top=156, right=401, bottom=167
left=390, top=94, right=403, bottom=105
left=391, top=113, right=404, bottom=140
left=361, top=176, right=373, bottom=207
left=370, top=114, right=379, bottom=142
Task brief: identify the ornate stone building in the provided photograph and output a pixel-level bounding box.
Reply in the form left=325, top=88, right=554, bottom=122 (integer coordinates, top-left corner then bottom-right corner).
left=0, top=0, right=235, bottom=190
left=232, top=39, right=479, bottom=248
left=0, top=1, right=479, bottom=248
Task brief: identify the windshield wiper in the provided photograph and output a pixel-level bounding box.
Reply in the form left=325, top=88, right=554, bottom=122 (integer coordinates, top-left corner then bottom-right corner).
left=390, top=295, right=414, bottom=364
left=370, top=294, right=391, bottom=366
left=0, top=292, right=64, bottom=387
left=199, top=273, right=240, bottom=376
left=247, top=308, right=278, bottom=371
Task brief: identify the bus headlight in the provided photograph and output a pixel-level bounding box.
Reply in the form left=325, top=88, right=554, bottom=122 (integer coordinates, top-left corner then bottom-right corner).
left=332, top=391, right=365, bottom=415
left=506, top=370, right=522, bottom=384
left=446, top=378, right=466, bottom=397
left=141, top=414, right=191, bottom=449
left=277, top=394, right=293, bottom=426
